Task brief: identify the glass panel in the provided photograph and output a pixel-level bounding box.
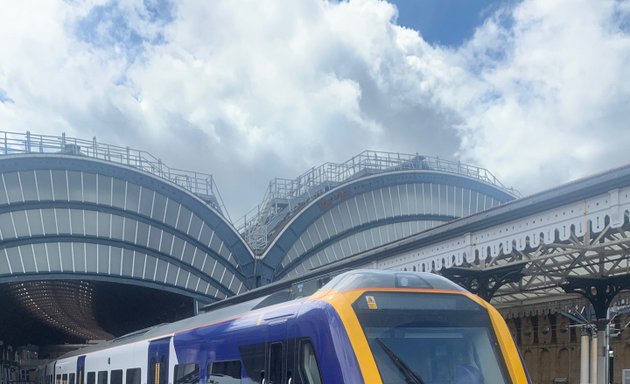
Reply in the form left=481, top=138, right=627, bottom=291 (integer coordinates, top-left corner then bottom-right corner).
left=188, top=215, right=203, bottom=240
left=268, top=343, right=283, bottom=384
left=87, top=373, right=95, bottom=384
left=67, top=171, right=83, bottom=202
left=176, top=207, right=192, bottom=232
left=110, top=370, right=123, bottom=384
left=69, top=373, right=75, bottom=384
left=138, top=188, right=153, bottom=217
left=151, top=193, right=167, bottom=222
left=55, top=209, right=71, bottom=235
left=0, top=212, right=16, bottom=239
left=4, top=172, right=23, bottom=202
left=174, top=364, right=198, bottom=384
left=111, top=178, right=127, bottom=209
left=353, top=292, right=508, bottom=384
left=148, top=226, right=161, bottom=250
left=120, top=249, right=135, bottom=277
left=84, top=210, right=97, bottom=235
left=97, top=175, right=112, bottom=205
left=110, top=215, right=124, bottom=239
left=135, top=222, right=150, bottom=247
left=12, top=210, right=29, bottom=237
left=208, top=361, right=241, bottom=384
left=27, top=210, right=44, bottom=236
left=98, top=212, right=111, bottom=237
left=159, top=232, right=174, bottom=255
left=20, top=171, right=38, bottom=201
left=97, top=371, right=107, bottom=384
left=123, top=218, right=137, bottom=243
left=97, top=244, right=109, bottom=273
left=85, top=243, right=98, bottom=272
left=82, top=173, right=97, bottom=203
left=164, top=199, right=179, bottom=226
left=51, top=170, right=68, bottom=201
left=125, top=183, right=141, bottom=213
left=125, top=368, right=141, bottom=384
left=70, top=209, right=85, bottom=235
left=33, top=243, right=48, bottom=272
left=300, top=341, right=322, bottom=384
left=239, top=344, right=265, bottom=384
left=47, top=243, right=61, bottom=271
left=19, top=245, right=36, bottom=272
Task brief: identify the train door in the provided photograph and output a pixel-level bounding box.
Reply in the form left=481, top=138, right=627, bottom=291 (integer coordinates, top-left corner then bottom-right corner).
left=148, top=338, right=170, bottom=384
left=266, top=320, right=287, bottom=384
left=76, top=356, right=85, bottom=384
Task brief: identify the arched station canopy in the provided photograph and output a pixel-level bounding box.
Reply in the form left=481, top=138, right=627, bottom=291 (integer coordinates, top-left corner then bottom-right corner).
left=261, top=167, right=517, bottom=281
left=0, top=155, right=255, bottom=302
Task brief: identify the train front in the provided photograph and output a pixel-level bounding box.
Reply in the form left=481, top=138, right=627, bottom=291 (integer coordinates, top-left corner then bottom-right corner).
left=313, top=270, right=530, bottom=384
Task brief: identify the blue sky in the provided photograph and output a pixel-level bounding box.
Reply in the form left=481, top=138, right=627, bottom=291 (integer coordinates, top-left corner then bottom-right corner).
left=389, top=0, right=508, bottom=46
left=1, top=0, right=629, bottom=219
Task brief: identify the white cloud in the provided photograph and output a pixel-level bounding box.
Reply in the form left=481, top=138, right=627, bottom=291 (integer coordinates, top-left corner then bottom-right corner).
left=0, top=0, right=629, bottom=218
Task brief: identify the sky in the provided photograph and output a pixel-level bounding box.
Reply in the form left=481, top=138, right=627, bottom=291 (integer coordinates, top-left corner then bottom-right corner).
left=0, top=0, right=629, bottom=220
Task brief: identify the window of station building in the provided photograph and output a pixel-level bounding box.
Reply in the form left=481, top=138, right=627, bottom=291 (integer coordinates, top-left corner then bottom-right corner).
left=69, top=373, right=75, bottom=384
left=125, top=368, right=141, bottom=384
left=207, top=361, right=241, bottom=384
left=111, top=370, right=123, bottom=384
left=87, top=372, right=96, bottom=384
left=174, top=363, right=199, bottom=384
left=97, top=371, right=108, bottom=384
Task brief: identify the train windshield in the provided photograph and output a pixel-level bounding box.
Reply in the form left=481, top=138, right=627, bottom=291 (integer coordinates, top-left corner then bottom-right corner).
left=352, top=292, right=510, bottom=384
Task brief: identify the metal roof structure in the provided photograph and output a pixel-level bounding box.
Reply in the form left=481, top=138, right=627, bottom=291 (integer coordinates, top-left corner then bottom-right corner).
left=308, top=164, right=630, bottom=312
left=0, top=132, right=256, bottom=342
left=236, top=150, right=518, bottom=255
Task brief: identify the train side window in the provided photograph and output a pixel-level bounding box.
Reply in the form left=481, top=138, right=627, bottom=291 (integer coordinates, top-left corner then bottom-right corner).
left=57, top=374, right=62, bottom=384
left=299, top=341, right=322, bottom=384
left=111, top=370, right=123, bottom=384
left=174, top=364, right=199, bottom=384
left=87, top=372, right=96, bottom=384
left=62, top=374, right=68, bottom=384
left=208, top=361, right=241, bottom=384
left=239, top=344, right=265, bottom=384
left=268, top=343, right=283, bottom=384
left=125, top=368, right=141, bottom=384
left=97, top=371, right=108, bottom=384
left=70, top=373, right=76, bottom=384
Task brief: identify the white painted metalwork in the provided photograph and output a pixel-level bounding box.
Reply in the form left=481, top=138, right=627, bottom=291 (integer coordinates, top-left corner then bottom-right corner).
left=373, top=185, right=630, bottom=307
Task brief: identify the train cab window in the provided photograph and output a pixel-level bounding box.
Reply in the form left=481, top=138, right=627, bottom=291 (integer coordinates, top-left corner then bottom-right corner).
left=207, top=361, right=241, bottom=384
left=125, top=368, right=141, bottom=384
left=97, top=371, right=108, bottom=384
left=62, top=374, right=68, bottom=384
left=299, top=341, right=322, bottom=384
left=87, top=372, right=95, bottom=384
left=174, top=364, right=199, bottom=384
left=111, top=370, right=123, bottom=384
left=69, top=373, right=76, bottom=384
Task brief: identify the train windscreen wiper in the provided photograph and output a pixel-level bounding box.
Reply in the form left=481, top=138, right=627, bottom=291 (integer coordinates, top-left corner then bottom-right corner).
left=375, top=338, right=425, bottom=384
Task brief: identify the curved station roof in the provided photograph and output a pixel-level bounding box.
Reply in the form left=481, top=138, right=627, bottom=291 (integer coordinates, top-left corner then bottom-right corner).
left=0, top=131, right=517, bottom=344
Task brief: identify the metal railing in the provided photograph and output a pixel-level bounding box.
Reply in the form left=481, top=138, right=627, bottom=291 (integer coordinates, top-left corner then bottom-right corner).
left=236, top=150, right=517, bottom=254
left=0, top=131, right=227, bottom=216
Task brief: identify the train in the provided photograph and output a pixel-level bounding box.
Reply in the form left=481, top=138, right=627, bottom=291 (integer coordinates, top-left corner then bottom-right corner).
left=42, top=269, right=530, bottom=384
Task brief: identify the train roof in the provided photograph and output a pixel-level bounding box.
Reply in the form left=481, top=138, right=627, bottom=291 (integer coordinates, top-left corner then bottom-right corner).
left=56, top=270, right=464, bottom=359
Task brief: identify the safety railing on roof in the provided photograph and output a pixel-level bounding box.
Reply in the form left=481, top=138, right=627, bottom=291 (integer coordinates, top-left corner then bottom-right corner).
left=0, top=131, right=227, bottom=216
left=236, top=150, right=517, bottom=254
